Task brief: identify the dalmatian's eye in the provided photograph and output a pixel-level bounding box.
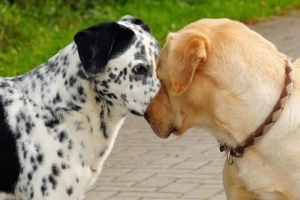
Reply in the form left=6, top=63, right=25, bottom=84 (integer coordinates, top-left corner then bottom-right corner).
left=132, top=64, right=147, bottom=75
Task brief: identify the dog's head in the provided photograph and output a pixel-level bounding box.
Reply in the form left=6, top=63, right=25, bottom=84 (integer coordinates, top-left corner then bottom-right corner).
left=74, top=15, right=160, bottom=116
left=145, top=18, right=287, bottom=140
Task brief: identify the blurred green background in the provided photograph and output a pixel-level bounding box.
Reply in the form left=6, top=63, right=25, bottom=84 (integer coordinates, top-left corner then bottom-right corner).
left=1, top=0, right=300, bottom=76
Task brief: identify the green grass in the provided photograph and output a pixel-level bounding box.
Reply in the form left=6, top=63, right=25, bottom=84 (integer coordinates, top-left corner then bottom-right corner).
left=1, top=0, right=300, bottom=76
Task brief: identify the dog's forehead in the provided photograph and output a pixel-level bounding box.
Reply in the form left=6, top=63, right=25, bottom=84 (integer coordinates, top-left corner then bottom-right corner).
left=118, top=21, right=159, bottom=62
left=117, top=21, right=157, bottom=44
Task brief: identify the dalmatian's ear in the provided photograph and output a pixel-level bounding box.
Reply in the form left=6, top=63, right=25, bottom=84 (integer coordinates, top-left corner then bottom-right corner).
left=74, top=22, right=134, bottom=77
left=120, top=15, right=151, bottom=33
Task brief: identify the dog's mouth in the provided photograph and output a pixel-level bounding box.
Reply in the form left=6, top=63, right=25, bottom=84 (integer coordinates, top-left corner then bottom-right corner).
left=130, top=110, right=144, bottom=117
left=171, top=129, right=181, bottom=136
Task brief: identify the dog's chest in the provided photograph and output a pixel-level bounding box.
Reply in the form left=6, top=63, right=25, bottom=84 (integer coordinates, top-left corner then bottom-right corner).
left=0, top=81, right=125, bottom=194
left=236, top=150, right=300, bottom=198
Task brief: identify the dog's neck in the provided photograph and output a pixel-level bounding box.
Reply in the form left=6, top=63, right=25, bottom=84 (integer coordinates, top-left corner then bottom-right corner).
left=12, top=42, right=127, bottom=117
left=216, top=60, right=294, bottom=162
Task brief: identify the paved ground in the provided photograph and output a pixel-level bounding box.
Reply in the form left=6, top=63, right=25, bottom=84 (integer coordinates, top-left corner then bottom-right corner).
left=86, top=11, right=300, bottom=200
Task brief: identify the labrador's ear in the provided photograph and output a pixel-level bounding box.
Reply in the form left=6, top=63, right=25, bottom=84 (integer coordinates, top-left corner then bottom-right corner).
left=168, top=35, right=207, bottom=96
left=74, top=22, right=134, bottom=77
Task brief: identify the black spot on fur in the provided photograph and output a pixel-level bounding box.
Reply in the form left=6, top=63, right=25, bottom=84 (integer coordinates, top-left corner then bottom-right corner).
left=74, top=121, right=83, bottom=131
left=48, top=174, right=57, bottom=189
left=21, top=142, right=27, bottom=159
left=66, top=186, right=73, bottom=196
left=69, top=76, right=77, bottom=87
left=68, top=140, right=73, bottom=150
left=44, top=118, right=60, bottom=128
left=99, top=149, right=106, bottom=157
left=25, top=121, right=34, bottom=134
left=30, top=156, right=35, bottom=164
left=27, top=173, right=32, bottom=181
left=41, top=185, right=47, bottom=196
left=53, top=93, right=62, bottom=104
left=51, top=164, right=60, bottom=177
left=95, top=96, right=101, bottom=103
left=30, top=190, right=34, bottom=199
left=61, top=163, right=67, bottom=169
left=100, top=120, right=108, bottom=138
left=37, top=154, right=44, bottom=164
left=134, top=51, right=146, bottom=61
left=123, top=68, right=127, bottom=76
left=0, top=82, right=10, bottom=88
left=67, top=102, right=81, bottom=111
left=114, top=71, right=124, bottom=84
left=121, top=94, right=128, bottom=103
left=77, top=86, right=85, bottom=95
left=33, top=164, right=38, bottom=171
left=58, top=131, right=68, bottom=143
left=57, top=149, right=64, bottom=158
left=101, top=80, right=109, bottom=89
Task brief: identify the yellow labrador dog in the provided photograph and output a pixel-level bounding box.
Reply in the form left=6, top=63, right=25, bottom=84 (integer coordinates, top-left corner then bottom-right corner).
left=144, top=18, right=300, bottom=199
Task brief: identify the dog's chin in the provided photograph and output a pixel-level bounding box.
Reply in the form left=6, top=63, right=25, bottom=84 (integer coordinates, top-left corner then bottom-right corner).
left=152, top=126, right=177, bottom=139
left=154, top=131, right=172, bottom=139
left=130, top=110, right=144, bottom=117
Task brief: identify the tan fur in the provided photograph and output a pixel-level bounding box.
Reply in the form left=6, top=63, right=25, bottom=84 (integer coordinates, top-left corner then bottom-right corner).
left=145, top=18, right=300, bottom=199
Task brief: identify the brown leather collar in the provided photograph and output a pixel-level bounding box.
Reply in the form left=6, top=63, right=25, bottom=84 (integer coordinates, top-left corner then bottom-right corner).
left=220, top=60, right=295, bottom=164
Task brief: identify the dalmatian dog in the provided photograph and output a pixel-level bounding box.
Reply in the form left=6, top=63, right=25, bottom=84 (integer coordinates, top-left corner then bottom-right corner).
left=0, top=15, right=160, bottom=200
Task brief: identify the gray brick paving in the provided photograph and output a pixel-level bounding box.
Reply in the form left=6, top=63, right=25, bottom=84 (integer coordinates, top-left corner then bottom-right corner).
left=86, top=11, right=300, bottom=200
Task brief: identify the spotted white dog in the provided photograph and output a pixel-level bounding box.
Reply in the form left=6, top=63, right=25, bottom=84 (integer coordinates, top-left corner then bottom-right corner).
left=0, top=15, right=160, bottom=200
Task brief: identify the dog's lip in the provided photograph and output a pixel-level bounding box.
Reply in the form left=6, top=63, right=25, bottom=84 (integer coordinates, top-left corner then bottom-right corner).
left=161, top=128, right=177, bottom=139
left=171, top=129, right=181, bottom=136
left=130, top=110, right=144, bottom=117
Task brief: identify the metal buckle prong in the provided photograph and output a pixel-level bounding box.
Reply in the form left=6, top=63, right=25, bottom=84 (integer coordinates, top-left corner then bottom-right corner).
left=227, top=148, right=235, bottom=165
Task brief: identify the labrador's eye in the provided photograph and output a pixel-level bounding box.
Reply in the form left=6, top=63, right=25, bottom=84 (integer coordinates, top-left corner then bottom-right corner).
left=132, top=64, right=147, bottom=75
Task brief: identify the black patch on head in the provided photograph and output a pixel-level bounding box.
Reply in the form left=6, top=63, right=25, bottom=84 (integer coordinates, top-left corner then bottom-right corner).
left=74, top=22, right=135, bottom=77
left=0, top=99, right=20, bottom=194
left=120, top=15, right=151, bottom=33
